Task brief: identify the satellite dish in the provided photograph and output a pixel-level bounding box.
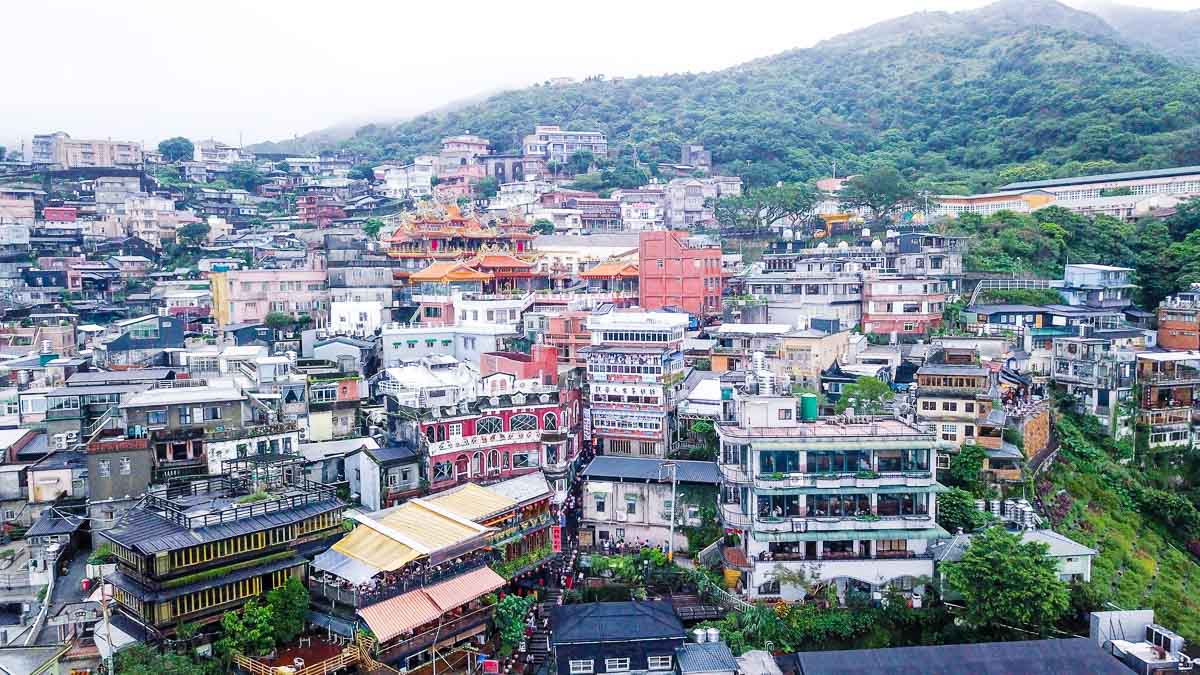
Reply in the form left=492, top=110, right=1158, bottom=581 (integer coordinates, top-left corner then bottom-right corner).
left=782, top=228, right=794, bottom=240
left=871, top=239, right=883, bottom=250
left=837, top=241, right=849, bottom=249
left=817, top=242, right=828, bottom=249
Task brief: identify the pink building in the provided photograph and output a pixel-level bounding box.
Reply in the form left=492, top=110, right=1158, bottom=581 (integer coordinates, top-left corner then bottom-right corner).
left=638, top=230, right=723, bottom=317
left=210, top=269, right=329, bottom=327
left=861, top=275, right=947, bottom=336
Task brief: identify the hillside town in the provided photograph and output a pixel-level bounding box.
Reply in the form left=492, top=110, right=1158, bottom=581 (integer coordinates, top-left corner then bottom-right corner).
left=0, top=121, right=1198, bottom=675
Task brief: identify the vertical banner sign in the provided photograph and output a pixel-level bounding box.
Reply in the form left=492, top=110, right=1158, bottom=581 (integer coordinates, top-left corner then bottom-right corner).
left=551, top=525, right=562, bottom=553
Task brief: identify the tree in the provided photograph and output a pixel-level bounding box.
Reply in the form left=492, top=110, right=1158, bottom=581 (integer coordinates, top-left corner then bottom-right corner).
left=348, top=163, right=376, bottom=181
left=362, top=217, right=385, bottom=239
left=115, top=644, right=221, bottom=675
left=838, top=166, right=918, bottom=223
left=474, top=176, right=499, bottom=199
left=264, top=312, right=295, bottom=329
left=834, top=376, right=894, bottom=414
left=265, top=576, right=309, bottom=645
left=528, top=218, right=556, bottom=235
left=227, top=163, right=266, bottom=193
left=710, top=194, right=757, bottom=232
left=937, top=487, right=989, bottom=534
left=946, top=444, right=987, bottom=494
left=217, top=600, right=276, bottom=657
left=566, top=150, right=595, bottom=175
left=177, top=222, right=210, bottom=245
left=158, top=136, right=194, bottom=163
left=757, top=183, right=825, bottom=230
left=945, top=527, right=1069, bottom=635
left=494, top=594, right=535, bottom=650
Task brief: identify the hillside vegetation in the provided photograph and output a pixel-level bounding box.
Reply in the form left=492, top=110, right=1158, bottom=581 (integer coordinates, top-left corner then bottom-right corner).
left=337, top=1, right=1200, bottom=191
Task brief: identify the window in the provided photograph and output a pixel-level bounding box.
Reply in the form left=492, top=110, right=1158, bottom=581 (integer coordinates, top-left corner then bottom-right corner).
left=312, top=387, right=337, bottom=403
left=543, top=413, right=558, bottom=430
left=98, top=459, right=111, bottom=478
left=569, top=661, right=594, bottom=675
left=476, top=417, right=503, bottom=435
left=120, top=457, right=131, bottom=475
left=778, top=407, right=793, bottom=420
left=205, top=406, right=222, bottom=421
left=148, top=410, right=167, bottom=426
left=510, top=414, right=538, bottom=432
left=965, top=402, right=975, bottom=413
left=448, top=423, right=462, bottom=438
left=648, top=656, right=673, bottom=671
left=605, top=658, right=630, bottom=673
left=595, top=495, right=606, bottom=513
left=625, top=495, right=637, bottom=515
left=941, top=402, right=957, bottom=412
left=940, top=424, right=956, bottom=441
left=178, top=407, right=192, bottom=425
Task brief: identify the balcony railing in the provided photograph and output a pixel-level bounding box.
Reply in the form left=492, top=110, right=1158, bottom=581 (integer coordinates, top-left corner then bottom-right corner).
left=205, top=420, right=299, bottom=443
left=310, top=556, right=490, bottom=609
left=376, top=606, right=493, bottom=662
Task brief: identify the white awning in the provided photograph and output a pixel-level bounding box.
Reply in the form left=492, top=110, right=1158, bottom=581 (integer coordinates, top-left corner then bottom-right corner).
left=313, top=548, right=379, bottom=585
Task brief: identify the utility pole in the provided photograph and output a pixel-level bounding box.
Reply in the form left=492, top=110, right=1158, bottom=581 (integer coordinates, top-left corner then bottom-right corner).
left=660, top=461, right=678, bottom=563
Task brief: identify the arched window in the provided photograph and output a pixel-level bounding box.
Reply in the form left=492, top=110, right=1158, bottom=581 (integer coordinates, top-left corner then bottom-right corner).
left=543, top=413, right=558, bottom=431
left=477, top=417, right=503, bottom=435
left=426, top=426, right=436, bottom=442
left=436, top=425, right=447, bottom=442
left=452, top=455, right=468, bottom=479
left=487, top=450, right=500, bottom=470
left=510, top=414, right=537, bottom=432
left=472, top=452, right=483, bottom=476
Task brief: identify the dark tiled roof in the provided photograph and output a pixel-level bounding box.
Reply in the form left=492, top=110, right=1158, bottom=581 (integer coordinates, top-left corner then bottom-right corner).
left=102, top=499, right=342, bottom=555
left=366, top=445, right=420, bottom=465
left=581, top=456, right=721, bottom=485
left=111, top=554, right=302, bottom=602
left=789, top=638, right=1129, bottom=675
left=676, top=642, right=738, bottom=674
left=552, top=601, right=685, bottom=644
left=27, top=512, right=83, bottom=537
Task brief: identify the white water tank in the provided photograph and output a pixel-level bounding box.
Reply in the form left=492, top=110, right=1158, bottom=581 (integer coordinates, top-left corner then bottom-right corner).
left=706, top=628, right=720, bottom=644
left=693, top=628, right=707, bottom=643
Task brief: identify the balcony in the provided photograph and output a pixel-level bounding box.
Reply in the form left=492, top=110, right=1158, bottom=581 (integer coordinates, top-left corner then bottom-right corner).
left=748, top=470, right=934, bottom=490
left=753, top=513, right=935, bottom=534
left=309, top=557, right=490, bottom=609
left=376, top=605, right=492, bottom=663
left=205, top=420, right=299, bottom=443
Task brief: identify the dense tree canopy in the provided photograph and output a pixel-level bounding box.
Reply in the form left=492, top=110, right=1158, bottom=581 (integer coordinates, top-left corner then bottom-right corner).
left=835, top=376, right=895, bottom=414
left=328, top=22, right=1200, bottom=190
left=946, top=527, right=1070, bottom=635
left=158, top=136, right=194, bottom=162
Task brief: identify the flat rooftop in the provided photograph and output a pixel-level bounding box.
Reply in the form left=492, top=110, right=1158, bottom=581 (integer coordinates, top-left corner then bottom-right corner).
left=719, top=417, right=934, bottom=441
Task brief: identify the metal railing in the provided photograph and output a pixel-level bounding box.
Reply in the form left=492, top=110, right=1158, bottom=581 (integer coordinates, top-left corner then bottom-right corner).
left=310, top=557, right=490, bottom=609
left=145, top=477, right=338, bottom=529
left=377, top=606, right=493, bottom=660
left=204, top=420, right=299, bottom=442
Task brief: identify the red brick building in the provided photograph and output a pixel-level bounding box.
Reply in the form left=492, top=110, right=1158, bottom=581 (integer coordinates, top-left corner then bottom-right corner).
left=1157, top=287, right=1200, bottom=351
left=637, top=230, right=722, bottom=317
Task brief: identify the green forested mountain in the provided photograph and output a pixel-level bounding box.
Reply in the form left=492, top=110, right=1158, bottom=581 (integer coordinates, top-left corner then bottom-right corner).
left=336, top=0, right=1200, bottom=191
left=1082, top=0, right=1200, bottom=68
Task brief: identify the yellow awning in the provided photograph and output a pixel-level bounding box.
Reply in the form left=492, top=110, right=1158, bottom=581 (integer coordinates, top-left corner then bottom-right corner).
left=425, top=483, right=517, bottom=522
left=333, top=500, right=486, bottom=571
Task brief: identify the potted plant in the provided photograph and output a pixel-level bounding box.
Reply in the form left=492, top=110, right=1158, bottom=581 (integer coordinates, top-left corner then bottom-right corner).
left=855, top=470, right=880, bottom=487
left=815, top=473, right=840, bottom=488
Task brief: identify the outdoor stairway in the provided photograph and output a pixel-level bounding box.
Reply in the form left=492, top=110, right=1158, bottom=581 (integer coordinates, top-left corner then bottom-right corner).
left=527, top=588, right=563, bottom=671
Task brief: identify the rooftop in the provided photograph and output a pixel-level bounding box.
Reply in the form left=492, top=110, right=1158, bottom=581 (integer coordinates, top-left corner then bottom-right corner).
left=677, top=642, right=739, bottom=675
left=582, top=456, right=722, bottom=484
left=552, top=601, right=685, bottom=645
left=785, top=638, right=1127, bottom=674
left=119, top=385, right=245, bottom=408
left=719, top=417, right=935, bottom=442
left=997, top=164, right=1200, bottom=191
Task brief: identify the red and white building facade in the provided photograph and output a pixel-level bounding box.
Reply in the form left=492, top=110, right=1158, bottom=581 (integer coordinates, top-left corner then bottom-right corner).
left=861, top=275, right=947, bottom=336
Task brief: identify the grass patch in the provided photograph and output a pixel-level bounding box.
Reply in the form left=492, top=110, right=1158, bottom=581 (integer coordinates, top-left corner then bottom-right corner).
left=163, top=551, right=295, bottom=589
left=237, top=490, right=271, bottom=504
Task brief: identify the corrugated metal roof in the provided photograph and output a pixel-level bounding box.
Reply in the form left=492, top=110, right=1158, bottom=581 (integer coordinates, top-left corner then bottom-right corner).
left=425, top=484, right=516, bottom=522
left=677, top=642, right=739, bottom=674
left=581, top=456, right=721, bottom=485
left=333, top=500, right=483, bottom=571
left=358, top=588, right=442, bottom=643
left=486, top=472, right=552, bottom=506
left=103, top=500, right=342, bottom=555
left=998, top=165, right=1200, bottom=191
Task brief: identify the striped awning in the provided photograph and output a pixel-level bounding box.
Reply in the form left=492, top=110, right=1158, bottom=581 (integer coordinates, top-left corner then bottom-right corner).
left=424, top=566, right=506, bottom=611
left=358, top=588, right=442, bottom=643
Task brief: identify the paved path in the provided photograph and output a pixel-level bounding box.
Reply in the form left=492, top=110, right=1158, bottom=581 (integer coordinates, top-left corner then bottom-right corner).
left=34, top=551, right=89, bottom=645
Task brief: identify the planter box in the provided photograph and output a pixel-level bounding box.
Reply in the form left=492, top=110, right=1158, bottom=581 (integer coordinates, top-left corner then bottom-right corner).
left=856, top=478, right=881, bottom=487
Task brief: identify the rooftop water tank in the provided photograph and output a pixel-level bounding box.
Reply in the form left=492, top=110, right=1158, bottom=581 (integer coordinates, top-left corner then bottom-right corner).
left=800, top=393, right=818, bottom=422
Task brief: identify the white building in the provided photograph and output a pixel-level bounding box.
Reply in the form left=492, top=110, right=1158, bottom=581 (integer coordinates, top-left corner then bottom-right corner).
left=384, top=157, right=434, bottom=200
left=193, top=139, right=254, bottom=164
left=330, top=300, right=387, bottom=336
left=522, top=125, right=608, bottom=165
left=718, top=395, right=948, bottom=603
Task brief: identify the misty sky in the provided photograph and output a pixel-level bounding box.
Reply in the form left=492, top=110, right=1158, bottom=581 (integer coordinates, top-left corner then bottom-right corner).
left=3, top=0, right=1197, bottom=149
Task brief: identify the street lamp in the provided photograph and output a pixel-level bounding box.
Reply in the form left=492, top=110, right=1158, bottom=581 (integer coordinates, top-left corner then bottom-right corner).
left=658, top=461, right=678, bottom=563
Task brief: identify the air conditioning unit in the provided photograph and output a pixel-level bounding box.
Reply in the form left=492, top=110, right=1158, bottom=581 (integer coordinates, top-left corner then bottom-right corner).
left=616, top=511, right=627, bottom=522
left=52, top=434, right=67, bottom=450
left=298, top=427, right=308, bottom=441
left=1146, top=624, right=1185, bottom=656
left=65, top=431, right=79, bottom=444
left=792, top=519, right=807, bottom=533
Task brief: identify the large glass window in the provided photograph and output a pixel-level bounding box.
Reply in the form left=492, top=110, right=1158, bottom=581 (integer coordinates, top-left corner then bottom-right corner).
left=476, top=416, right=502, bottom=435
left=510, top=414, right=538, bottom=431
left=877, top=493, right=928, bottom=517
left=755, top=494, right=800, bottom=518
left=808, top=493, right=871, bottom=517
left=759, top=450, right=800, bottom=474
left=807, top=450, right=869, bottom=474
left=876, top=449, right=929, bottom=472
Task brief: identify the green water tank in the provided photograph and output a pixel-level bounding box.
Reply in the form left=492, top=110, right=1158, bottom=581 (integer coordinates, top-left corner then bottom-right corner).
left=800, top=393, right=818, bottom=422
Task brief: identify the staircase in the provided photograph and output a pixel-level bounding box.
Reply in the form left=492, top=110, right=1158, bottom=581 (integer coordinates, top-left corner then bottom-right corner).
left=527, top=588, right=563, bottom=671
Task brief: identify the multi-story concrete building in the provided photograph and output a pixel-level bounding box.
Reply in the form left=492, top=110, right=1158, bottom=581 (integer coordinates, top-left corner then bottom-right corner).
left=123, top=194, right=178, bottom=247
left=717, top=396, right=946, bottom=603
left=639, top=230, right=723, bottom=317
left=1135, top=352, right=1200, bottom=448
left=739, top=256, right=866, bottom=330
left=778, top=327, right=853, bottom=391
left=1052, top=335, right=1137, bottom=432
left=580, top=456, right=720, bottom=551
left=192, top=139, right=254, bottom=164
left=664, top=176, right=742, bottom=228
left=583, top=310, right=688, bottom=458
left=210, top=269, right=330, bottom=327
left=28, top=132, right=142, bottom=169
left=523, top=125, right=607, bottom=167
left=1158, top=284, right=1200, bottom=351
left=612, top=186, right=667, bottom=232
left=384, top=157, right=435, bottom=200
left=914, top=348, right=1004, bottom=465
left=567, top=197, right=622, bottom=233
left=1059, top=264, right=1136, bottom=309
left=861, top=275, right=946, bottom=336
